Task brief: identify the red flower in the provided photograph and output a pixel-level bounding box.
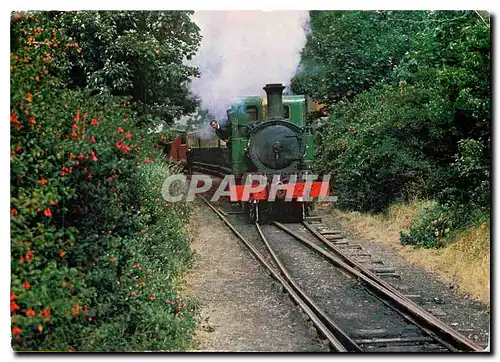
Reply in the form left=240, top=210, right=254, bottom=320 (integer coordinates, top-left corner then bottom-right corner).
left=69, top=346, right=74, bottom=352
left=71, top=131, right=78, bottom=138
left=44, top=208, right=52, bottom=217
left=71, top=305, right=81, bottom=315
left=28, top=118, right=36, bottom=125
left=38, top=178, right=48, bottom=185
left=69, top=153, right=75, bottom=160
left=15, top=145, right=22, bottom=152
left=10, top=113, right=19, bottom=124
left=59, top=250, right=66, bottom=257
left=130, top=292, right=137, bottom=297
left=10, top=293, right=18, bottom=301
left=26, top=250, right=34, bottom=263
left=110, top=256, right=116, bottom=263
left=11, top=209, right=17, bottom=216
left=39, top=308, right=50, bottom=321
left=90, top=119, right=99, bottom=126
left=10, top=301, right=20, bottom=313
left=26, top=93, right=32, bottom=103
left=22, top=281, right=30, bottom=290
left=116, top=141, right=130, bottom=152
left=145, top=158, right=151, bottom=164
left=77, top=153, right=84, bottom=160
left=90, top=136, right=96, bottom=143
left=88, top=173, right=93, bottom=179
left=26, top=309, right=35, bottom=317
left=37, top=325, right=43, bottom=332
left=12, top=326, right=21, bottom=336
left=125, top=132, right=133, bottom=138
left=92, top=155, right=98, bottom=162
left=72, top=124, right=78, bottom=129
left=117, top=127, right=124, bottom=134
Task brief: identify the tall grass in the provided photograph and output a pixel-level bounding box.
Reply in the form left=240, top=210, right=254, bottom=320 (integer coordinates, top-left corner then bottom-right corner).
left=332, top=201, right=490, bottom=304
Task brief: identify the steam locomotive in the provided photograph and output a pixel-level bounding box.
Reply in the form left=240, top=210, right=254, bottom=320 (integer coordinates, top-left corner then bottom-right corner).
left=186, top=83, right=330, bottom=222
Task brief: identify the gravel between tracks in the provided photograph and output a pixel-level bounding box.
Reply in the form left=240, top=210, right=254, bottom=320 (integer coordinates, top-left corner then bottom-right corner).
left=259, top=224, right=440, bottom=352
left=182, top=202, right=326, bottom=352
left=318, top=210, right=491, bottom=349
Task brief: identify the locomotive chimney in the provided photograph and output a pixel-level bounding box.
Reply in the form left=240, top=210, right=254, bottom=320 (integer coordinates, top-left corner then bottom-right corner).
left=263, top=83, right=285, bottom=120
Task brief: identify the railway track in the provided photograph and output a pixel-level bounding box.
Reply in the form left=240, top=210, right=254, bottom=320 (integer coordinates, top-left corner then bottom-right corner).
left=197, top=194, right=484, bottom=353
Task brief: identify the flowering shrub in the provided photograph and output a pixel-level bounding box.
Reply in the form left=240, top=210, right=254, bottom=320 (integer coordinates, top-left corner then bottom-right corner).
left=11, top=12, right=195, bottom=351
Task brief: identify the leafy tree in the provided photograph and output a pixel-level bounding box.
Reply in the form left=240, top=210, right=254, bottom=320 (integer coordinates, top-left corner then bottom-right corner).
left=58, top=11, right=202, bottom=125
left=291, top=11, right=426, bottom=105
left=298, top=10, right=490, bottom=220
left=182, top=106, right=215, bottom=132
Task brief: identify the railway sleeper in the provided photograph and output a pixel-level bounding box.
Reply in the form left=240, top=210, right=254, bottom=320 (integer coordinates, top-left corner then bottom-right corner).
left=344, top=244, right=363, bottom=250
left=345, top=251, right=371, bottom=257
left=330, top=240, right=348, bottom=245
left=350, top=326, right=421, bottom=338
left=354, top=336, right=435, bottom=345
left=363, top=343, right=447, bottom=352
left=404, top=294, right=423, bottom=301
left=318, top=229, right=344, bottom=235
left=304, top=216, right=322, bottom=223
left=377, top=272, right=401, bottom=278
left=325, top=234, right=345, bottom=240
left=370, top=266, right=396, bottom=274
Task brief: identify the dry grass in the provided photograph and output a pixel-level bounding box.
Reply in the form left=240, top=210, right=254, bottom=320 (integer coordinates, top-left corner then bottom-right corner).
left=332, top=201, right=490, bottom=304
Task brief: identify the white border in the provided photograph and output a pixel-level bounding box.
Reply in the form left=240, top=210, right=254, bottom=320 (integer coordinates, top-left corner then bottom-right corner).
left=2, top=2, right=497, bottom=361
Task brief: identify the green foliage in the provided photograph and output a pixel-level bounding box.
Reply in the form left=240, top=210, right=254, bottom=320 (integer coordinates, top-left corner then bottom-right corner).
left=296, top=10, right=490, bottom=248
left=292, top=11, right=427, bottom=104
left=400, top=201, right=487, bottom=248
left=57, top=11, right=202, bottom=125
left=298, top=11, right=490, bottom=216
left=11, top=11, right=196, bottom=351
left=183, top=107, right=216, bottom=132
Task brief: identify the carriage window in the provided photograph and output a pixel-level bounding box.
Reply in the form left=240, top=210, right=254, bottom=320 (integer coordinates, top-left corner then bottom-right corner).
left=284, top=105, right=290, bottom=119
left=246, top=106, right=258, bottom=121
left=180, top=134, right=186, bottom=145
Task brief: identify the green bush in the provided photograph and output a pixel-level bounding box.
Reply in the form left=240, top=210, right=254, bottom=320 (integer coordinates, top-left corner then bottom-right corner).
left=11, top=11, right=196, bottom=351
left=295, top=11, right=490, bottom=229
left=400, top=201, right=487, bottom=248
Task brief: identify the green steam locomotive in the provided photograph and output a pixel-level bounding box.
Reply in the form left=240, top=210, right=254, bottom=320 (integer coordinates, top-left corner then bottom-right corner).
left=187, top=83, right=327, bottom=222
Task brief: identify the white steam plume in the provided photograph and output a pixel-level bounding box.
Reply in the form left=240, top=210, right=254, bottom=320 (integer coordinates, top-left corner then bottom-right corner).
left=189, top=11, right=309, bottom=121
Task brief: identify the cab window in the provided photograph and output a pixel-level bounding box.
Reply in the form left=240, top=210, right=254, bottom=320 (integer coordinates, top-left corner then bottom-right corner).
left=284, top=105, right=290, bottom=119
left=246, top=106, right=258, bottom=121
left=180, top=134, right=186, bottom=145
